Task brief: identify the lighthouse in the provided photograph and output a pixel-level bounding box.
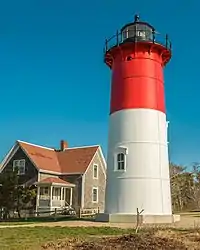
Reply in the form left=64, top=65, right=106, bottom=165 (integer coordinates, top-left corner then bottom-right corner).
left=97, top=15, right=179, bottom=223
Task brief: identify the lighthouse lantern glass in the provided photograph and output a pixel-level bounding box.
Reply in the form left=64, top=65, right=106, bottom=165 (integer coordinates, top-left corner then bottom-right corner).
left=122, top=23, right=153, bottom=42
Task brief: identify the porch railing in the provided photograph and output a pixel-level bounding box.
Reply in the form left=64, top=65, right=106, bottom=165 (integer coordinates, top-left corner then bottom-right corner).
left=52, top=200, right=65, bottom=207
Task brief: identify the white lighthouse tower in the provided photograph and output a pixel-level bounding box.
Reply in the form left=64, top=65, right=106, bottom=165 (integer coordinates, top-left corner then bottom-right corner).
left=97, top=15, right=180, bottom=223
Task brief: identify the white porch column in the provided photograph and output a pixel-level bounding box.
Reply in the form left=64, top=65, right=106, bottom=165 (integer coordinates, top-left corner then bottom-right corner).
left=70, top=187, right=73, bottom=206
left=36, top=186, right=40, bottom=214
left=61, top=187, right=64, bottom=207
left=61, top=187, right=63, bottom=200
left=63, top=188, right=66, bottom=205
left=50, top=186, right=53, bottom=209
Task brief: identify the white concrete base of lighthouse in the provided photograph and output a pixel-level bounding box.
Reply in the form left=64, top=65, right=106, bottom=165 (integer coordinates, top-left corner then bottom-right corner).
left=103, top=109, right=176, bottom=224
left=96, top=213, right=180, bottom=224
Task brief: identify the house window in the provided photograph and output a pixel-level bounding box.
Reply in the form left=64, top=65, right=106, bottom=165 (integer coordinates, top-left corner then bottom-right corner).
left=13, top=159, right=26, bottom=175
left=92, top=187, right=98, bottom=203
left=116, top=153, right=125, bottom=171
left=40, top=187, right=49, bottom=196
left=53, top=187, right=61, bottom=200
left=93, top=164, right=98, bottom=179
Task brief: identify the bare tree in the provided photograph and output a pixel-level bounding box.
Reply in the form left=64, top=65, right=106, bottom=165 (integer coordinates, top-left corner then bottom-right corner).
left=170, top=162, right=200, bottom=212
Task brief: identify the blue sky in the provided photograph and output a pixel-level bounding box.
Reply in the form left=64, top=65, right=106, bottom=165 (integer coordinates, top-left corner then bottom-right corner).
left=0, top=0, right=198, bottom=167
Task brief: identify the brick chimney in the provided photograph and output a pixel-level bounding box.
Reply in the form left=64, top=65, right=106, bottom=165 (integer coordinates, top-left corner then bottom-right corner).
left=60, top=140, right=68, bottom=151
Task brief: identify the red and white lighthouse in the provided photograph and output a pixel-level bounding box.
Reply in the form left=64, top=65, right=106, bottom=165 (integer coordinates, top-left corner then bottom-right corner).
left=97, top=15, right=179, bottom=223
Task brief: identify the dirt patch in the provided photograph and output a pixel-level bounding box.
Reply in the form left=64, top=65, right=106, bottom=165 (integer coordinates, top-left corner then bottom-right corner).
left=0, top=214, right=200, bottom=229
left=0, top=215, right=199, bottom=229
left=41, top=229, right=200, bottom=250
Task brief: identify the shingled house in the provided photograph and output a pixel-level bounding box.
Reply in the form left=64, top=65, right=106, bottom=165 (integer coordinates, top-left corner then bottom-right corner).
left=0, top=140, right=106, bottom=214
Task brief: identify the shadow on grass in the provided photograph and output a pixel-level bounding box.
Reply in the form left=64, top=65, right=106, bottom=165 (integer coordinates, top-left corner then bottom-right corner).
left=0, top=215, right=96, bottom=225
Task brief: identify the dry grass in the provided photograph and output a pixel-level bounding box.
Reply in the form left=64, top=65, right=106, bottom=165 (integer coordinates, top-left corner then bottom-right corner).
left=42, top=228, right=200, bottom=250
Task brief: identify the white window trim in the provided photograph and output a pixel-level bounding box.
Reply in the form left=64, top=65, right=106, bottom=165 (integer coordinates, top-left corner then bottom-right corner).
left=117, top=153, right=126, bottom=171
left=114, top=146, right=128, bottom=172
left=115, top=153, right=126, bottom=172
left=93, top=164, right=98, bottom=179
left=92, top=187, right=98, bottom=203
left=13, top=159, right=26, bottom=175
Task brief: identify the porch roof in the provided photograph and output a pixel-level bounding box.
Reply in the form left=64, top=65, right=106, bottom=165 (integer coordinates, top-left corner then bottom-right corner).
left=35, top=177, right=75, bottom=187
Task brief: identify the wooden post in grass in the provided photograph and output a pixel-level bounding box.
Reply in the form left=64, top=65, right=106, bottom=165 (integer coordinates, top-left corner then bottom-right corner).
left=79, top=208, right=82, bottom=218
left=135, top=208, right=144, bottom=233
left=54, top=208, right=57, bottom=221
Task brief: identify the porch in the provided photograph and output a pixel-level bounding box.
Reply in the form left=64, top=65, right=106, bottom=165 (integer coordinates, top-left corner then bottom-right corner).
left=35, top=177, right=75, bottom=214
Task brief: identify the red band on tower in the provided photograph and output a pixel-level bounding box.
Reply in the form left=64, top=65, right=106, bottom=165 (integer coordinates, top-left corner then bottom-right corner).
left=106, top=42, right=170, bottom=115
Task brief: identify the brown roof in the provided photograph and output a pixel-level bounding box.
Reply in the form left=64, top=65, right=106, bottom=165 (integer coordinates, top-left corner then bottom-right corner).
left=57, top=147, right=99, bottom=173
left=37, top=177, right=73, bottom=186
left=18, top=141, right=99, bottom=174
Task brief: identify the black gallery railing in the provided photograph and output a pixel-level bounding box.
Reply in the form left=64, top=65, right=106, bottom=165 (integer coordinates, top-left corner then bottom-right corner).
left=104, top=29, right=172, bottom=53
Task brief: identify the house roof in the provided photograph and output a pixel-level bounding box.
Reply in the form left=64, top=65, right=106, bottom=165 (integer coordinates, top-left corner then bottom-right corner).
left=18, top=141, right=61, bottom=173
left=17, top=140, right=99, bottom=174
left=36, top=177, right=75, bottom=187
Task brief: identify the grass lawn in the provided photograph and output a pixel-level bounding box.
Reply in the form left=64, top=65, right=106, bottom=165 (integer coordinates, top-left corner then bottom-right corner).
left=1, top=225, right=200, bottom=249
left=0, top=226, right=134, bottom=250
left=1, top=213, right=200, bottom=249
left=1, top=226, right=200, bottom=250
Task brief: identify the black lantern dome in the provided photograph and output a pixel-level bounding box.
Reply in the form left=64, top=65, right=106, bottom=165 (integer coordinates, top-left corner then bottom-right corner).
left=121, top=14, right=155, bottom=43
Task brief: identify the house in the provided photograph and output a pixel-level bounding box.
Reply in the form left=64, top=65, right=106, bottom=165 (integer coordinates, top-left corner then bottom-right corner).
left=0, top=140, right=107, bottom=214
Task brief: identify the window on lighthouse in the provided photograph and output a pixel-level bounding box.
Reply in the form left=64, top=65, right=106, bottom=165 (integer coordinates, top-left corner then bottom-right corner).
left=117, top=153, right=125, bottom=171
